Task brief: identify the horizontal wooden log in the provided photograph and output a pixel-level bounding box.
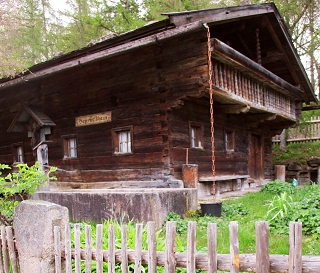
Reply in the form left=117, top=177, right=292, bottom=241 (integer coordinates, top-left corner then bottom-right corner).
left=67, top=249, right=320, bottom=273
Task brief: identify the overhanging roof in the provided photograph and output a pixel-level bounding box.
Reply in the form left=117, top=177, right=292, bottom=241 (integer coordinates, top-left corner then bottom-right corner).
left=8, top=105, right=56, bottom=133
left=0, top=3, right=316, bottom=104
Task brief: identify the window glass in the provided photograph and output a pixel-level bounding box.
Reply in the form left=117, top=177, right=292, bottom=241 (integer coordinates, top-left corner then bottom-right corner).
left=62, top=136, right=78, bottom=158
left=189, top=123, right=203, bottom=149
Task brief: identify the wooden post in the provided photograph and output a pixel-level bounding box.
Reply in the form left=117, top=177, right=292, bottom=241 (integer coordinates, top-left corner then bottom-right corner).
left=230, top=221, right=239, bottom=273
left=187, top=222, right=196, bottom=272
left=182, top=164, right=198, bottom=188
left=165, top=221, right=176, bottom=273
left=289, top=222, right=302, bottom=273
left=275, top=165, right=286, bottom=182
left=256, top=221, right=269, bottom=273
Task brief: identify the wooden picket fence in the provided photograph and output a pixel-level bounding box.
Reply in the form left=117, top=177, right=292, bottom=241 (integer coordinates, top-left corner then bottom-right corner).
left=273, top=116, right=320, bottom=144
left=53, top=221, right=320, bottom=273
left=0, top=226, right=19, bottom=273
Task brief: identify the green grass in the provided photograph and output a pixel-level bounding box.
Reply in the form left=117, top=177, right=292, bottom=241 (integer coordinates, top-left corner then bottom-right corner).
left=273, top=141, right=320, bottom=165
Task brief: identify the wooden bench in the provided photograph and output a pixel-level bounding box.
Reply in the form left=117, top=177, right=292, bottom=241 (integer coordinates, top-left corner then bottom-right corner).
left=198, top=175, right=250, bottom=197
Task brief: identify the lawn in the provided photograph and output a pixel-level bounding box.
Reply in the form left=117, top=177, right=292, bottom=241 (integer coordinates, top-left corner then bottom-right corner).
left=71, top=181, right=320, bottom=272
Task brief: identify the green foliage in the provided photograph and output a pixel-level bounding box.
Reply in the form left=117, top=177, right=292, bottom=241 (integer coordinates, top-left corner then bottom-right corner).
left=291, top=184, right=320, bottom=237
left=264, top=192, right=294, bottom=234
left=261, top=180, right=296, bottom=195
left=273, top=140, right=320, bottom=165
left=221, top=203, right=249, bottom=220
left=0, top=162, right=56, bottom=225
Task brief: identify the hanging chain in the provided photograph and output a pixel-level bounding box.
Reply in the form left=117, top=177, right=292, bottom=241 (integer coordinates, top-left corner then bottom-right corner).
left=204, top=23, right=216, bottom=200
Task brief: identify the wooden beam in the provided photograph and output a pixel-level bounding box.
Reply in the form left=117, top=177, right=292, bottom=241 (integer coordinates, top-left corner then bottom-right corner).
left=216, top=104, right=250, bottom=114
left=164, top=4, right=275, bottom=27
left=211, top=38, right=306, bottom=100
left=245, top=113, right=277, bottom=124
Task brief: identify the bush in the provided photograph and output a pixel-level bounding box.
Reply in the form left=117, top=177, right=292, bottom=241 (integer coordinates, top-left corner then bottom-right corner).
left=0, top=162, right=56, bottom=225
left=261, top=180, right=296, bottom=195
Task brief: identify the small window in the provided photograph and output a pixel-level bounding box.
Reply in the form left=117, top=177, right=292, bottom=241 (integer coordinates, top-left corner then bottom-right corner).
left=62, top=135, right=78, bottom=158
left=189, top=122, right=203, bottom=149
left=225, top=129, right=235, bottom=153
left=12, top=143, right=24, bottom=163
left=112, top=126, right=133, bottom=155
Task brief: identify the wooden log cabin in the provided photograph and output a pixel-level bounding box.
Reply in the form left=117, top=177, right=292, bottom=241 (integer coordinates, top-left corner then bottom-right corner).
left=0, top=3, right=317, bottom=197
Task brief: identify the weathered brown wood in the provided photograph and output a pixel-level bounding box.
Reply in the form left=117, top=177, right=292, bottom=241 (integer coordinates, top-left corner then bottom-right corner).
left=187, top=222, right=196, bottom=272
left=134, top=224, right=143, bottom=273
left=67, top=248, right=320, bottom=273
left=289, top=222, right=302, bottom=273
left=256, top=221, right=270, bottom=273
left=5, top=227, right=19, bottom=273
left=85, top=225, right=92, bottom=273
left=65, top=224, right=72, bottom=273
left=74, top=224, right=81, bottom=273
left=207, top=223, right=217, bottom=273
left=0, top=226, right=9, bottom=273
left=165, top=222, right=176, bottom=273
left=121, top=225, right=128, bottom=273
left=96, top=224, right=103, bottom=273
left=230, top=221, right=240, bottom=273
left=211, top=38, right=305, bottom=100
left=108, top=225, right=115, bottom=273
left=147, top=222, right=157, bottom=273
left=54, top=226, right=61, bottom=273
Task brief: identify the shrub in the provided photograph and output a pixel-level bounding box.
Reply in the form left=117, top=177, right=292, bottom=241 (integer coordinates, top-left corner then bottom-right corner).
left=0, top=162, right=56, bottom=225
left=261, top=180, right=296, bottom=195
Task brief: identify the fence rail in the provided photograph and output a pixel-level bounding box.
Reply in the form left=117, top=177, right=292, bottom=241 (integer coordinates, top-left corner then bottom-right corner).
left=273, top=116, right=320, bottom=144
left=53, top=221, right=320, bottom=273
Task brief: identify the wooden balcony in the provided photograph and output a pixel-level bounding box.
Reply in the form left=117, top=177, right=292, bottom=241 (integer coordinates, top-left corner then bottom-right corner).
left=210, top=38, right=303, bottom=121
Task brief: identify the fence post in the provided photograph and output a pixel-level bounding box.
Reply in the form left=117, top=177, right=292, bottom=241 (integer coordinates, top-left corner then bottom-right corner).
left=13, top=200, right=69, bottom=273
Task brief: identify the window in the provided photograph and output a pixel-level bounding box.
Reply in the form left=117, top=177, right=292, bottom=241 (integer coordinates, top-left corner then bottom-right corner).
left=112, top=126, right=133, bottom=155
left=62, top=135, right=78, bottom=158
left=189, top=122, right=203, bottom=149
left=12, top=143, right=24, bottom=163
left=225, top=129, right=235, bottom=153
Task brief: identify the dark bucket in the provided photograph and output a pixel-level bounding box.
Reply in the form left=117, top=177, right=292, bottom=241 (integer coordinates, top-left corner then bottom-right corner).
left=200, top=202, right=222, bottom=217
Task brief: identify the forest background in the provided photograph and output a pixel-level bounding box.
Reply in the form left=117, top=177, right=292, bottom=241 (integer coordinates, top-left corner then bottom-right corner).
left=0, top=0, right=319, bottom=105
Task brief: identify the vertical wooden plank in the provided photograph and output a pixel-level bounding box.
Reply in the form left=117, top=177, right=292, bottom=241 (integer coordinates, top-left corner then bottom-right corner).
left=5, top=227, right=18, bottom=273
left=54, top=226, right=61, bottom=273
left=187, top=222, right=196, bottom=273
left=147, top=222, right=156, bottom=273
left=289, top=222, right=302, bottom=273
left=85, top=225, right=92, bottom=273
left=121, top=225, right=128, bottom=273
left=0, top=226, right=9, bottom=273
left=65, top=224, right=72, bottom=273
left=108, top=225, right=115, bottom=273
left=96, top=224, right=103, bottom=273
left=0, top=226, right=4, bottom=273
left=256, top=221, right=270, bottom=273
left=74, top=224, right=81, bottom=273
left=134, top=224, right=143, bottom=273
left=229, top=221, right=239, bottom=273
left=165, top=221, right=176, bottom=273
left=207, top=223, right=217, bottom=273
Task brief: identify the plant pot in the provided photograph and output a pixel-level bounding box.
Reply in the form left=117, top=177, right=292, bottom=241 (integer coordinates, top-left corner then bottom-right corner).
left=200, top=202, right=222, bottom=217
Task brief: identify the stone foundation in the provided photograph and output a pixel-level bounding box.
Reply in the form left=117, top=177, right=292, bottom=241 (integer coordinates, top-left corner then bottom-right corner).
left=32, top=188, right=197, bottom=228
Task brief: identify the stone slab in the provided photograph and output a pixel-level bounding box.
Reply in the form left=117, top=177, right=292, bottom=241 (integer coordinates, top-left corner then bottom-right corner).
left=33, top=188, right=197, bottom=228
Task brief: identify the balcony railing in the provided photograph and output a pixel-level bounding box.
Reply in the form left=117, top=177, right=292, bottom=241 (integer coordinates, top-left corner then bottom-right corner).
left=210, top=38, right=302, bottom=121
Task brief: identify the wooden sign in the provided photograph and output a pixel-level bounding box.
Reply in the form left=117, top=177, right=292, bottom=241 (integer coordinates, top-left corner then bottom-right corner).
left=75, top=111, right=112, bottom=127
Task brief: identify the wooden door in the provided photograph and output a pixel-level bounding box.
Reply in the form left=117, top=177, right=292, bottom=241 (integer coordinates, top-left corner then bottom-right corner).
left=248, top=134, right=264, bottom=184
